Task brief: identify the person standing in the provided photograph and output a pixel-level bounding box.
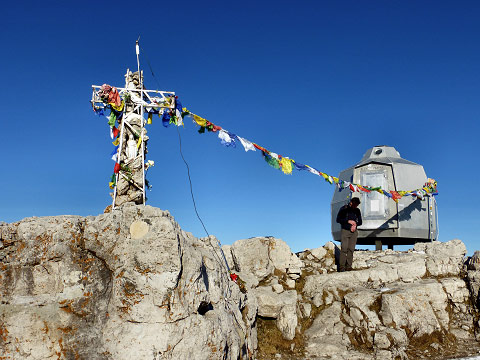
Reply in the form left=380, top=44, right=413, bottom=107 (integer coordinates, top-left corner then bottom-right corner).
left=336, top=197, right=362, bottom=272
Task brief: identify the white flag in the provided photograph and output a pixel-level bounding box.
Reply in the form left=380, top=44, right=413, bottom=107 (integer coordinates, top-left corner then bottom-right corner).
left=238, top=136, right=256, bottom=152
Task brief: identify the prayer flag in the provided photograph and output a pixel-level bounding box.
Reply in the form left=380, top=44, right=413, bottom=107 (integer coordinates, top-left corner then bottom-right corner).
left=111, top=100, right=124, bottom=112
left=207, top=121, right=222, bottom=132
left=280, top=157, right=293, bottom=175
left=253, top=143, right=267, bottom=152
left=108, top=112, right=116, bottom=127
left=238, top=136, right=256, bottom=152
left=109, top=174, right=116, bottom=189
left=263, top=152, right=280, bottom=169
left=269, top=152, right=279, bottom=160
left=193, top=114, right=207, bottom=127
left=293, top=162, right=308, bottom=171
left=218, top=129, right=236, bottom=147
left=162, top=110, right=171, bottom=127
left=94, top=107, right=105, bottom=116
left=110, top=126, right=119, bottom=139
left=114, top=162, right=121, bottom=174
left=112, top=138, right=120, bottom=146
left=307, top=166, right=320, bottom=176
left=110, top=146, right=119, bottom=162
left=175, top=109, right=184, bottom=126
left=390, top=191, right=402, bottom=202
left=175, top=97, right=183, bottom=112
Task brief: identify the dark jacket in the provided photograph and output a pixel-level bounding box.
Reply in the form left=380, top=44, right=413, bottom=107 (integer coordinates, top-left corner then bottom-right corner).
left=336, top=204, right=362, bottom=231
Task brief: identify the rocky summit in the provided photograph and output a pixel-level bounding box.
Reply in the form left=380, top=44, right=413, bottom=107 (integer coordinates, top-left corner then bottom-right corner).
left=1, top=205, right=480, bottom=360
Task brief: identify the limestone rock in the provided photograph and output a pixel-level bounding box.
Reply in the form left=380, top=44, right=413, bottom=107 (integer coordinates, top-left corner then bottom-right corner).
left=0, top=206, right=254, bottom=360
left=310, top=246, right=327, bottom=260
left=380, top=280, right=449, bottom=336
left=2, top=212, right=479, bottom=360
left=230, top=237, right=302, bottom=284
left=414, top=239, right=466, bottom=276
left=468, top=269, right=480, bottom=311
left=298, top=302, right=312, bottom=318
left=468, top=250, right=480, bottom=270
left=285, top=278, right=295, bottom=289
left=272, top=283, right=284, bottom=294
left=277, top=304, right=297, bottom=340
left=374, top=332, right=391, bottom=349
left=268, top=237, right=303, bottom=273
left=252, top=286, right=297, bottom=318
left=231, top=237, right=274, bottom=282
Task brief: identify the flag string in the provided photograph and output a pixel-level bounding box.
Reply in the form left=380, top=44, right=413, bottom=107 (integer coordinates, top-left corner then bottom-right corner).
left=93, top=88, right=438, bottom=202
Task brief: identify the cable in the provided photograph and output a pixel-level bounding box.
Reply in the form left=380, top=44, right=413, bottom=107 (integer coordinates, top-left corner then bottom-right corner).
left=141, top=44, right=233, bottom=275
left=140, top=45, right=211, bottom=236
left=176, top=126, right=233, bottom=276
left=175, top=126, right=211, bottom=237
left=142, top=46, right=248, bottom=354
left=139, top=45, right=162, bottom=90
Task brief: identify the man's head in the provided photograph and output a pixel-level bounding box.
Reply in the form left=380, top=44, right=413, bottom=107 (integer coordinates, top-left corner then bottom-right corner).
left=350, top=197, right=361, bottom=208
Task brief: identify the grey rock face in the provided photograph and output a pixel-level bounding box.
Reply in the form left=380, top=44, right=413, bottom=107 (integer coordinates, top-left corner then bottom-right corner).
left=296, top=239, right=478, bottom=360
left=1, top=209, right=480, bottom=360
left=0, top=207, right=255, bottom=360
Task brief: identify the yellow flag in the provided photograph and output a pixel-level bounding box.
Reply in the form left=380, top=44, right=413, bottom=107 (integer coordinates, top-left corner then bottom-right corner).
left=112, top=138, right=120, bottom=146
left=280, top=158, right=293, bottom=175
left=136, top=136, right=142, bottom=149
left=110, top=100, right=124, bottom=112
left=147, top=113, right=152, bottom=124
left=193, top=114, right=207, bottom=127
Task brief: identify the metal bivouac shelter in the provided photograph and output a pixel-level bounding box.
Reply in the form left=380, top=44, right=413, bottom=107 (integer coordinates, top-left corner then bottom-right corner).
left=331, top=145, right=438, bottom=250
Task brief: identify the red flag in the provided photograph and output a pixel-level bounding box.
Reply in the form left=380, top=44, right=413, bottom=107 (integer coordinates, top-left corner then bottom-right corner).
left=358, top=185, right=371, bottom=193
left=112, top=126, right=119, bottom=138
left=114, top=162, right=121, bottom=174
left=253, top=143, right=267, bottom=152
left=390, top=191, right=402, bottom=202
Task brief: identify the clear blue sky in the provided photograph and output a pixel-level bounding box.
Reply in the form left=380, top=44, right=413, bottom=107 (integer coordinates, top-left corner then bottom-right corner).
left=1, top=1, right=479, bottom=254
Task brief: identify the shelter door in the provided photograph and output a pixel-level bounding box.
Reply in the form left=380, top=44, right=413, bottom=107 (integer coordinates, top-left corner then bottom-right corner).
left=354, top=164, right=398, bottom=230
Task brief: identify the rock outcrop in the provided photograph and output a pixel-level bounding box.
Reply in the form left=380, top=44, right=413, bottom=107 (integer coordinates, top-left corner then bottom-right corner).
left=230, top=238, right=480, bottom=360
left=0, top=206, right=255, bottom=359
left=1, top=205, right=480, bottom=359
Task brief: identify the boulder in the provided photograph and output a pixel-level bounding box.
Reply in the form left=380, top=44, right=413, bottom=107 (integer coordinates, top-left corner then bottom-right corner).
left=229, top=237, right=303, bottom=286
left=252, top=286, right=297, bottom=318
left=277, top=304, right=297, bottom=340
left=414, top=239, right=466, bottom=276
left=310, top=246, right=327, bottom=260
left=380, top=280, right=449, bottom=336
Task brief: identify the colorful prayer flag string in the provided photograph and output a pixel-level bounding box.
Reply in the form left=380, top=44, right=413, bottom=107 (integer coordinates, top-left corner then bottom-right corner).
left=181, top=109, right=438, bottom=201
left=94, top=91, right=438, bottom=201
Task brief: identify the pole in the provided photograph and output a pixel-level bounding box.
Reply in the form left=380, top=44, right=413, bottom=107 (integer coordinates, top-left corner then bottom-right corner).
left=136, top=40, right=146, bottom=206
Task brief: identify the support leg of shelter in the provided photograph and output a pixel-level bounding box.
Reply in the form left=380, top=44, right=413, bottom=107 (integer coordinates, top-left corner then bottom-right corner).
left=388, top=244, right=394, bottom=250
left=375, top=240, right=382, bottom=251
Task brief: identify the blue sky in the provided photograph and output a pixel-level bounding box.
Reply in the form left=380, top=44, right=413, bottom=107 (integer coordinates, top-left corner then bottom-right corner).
left=1, top=1, right=479, bottom=254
